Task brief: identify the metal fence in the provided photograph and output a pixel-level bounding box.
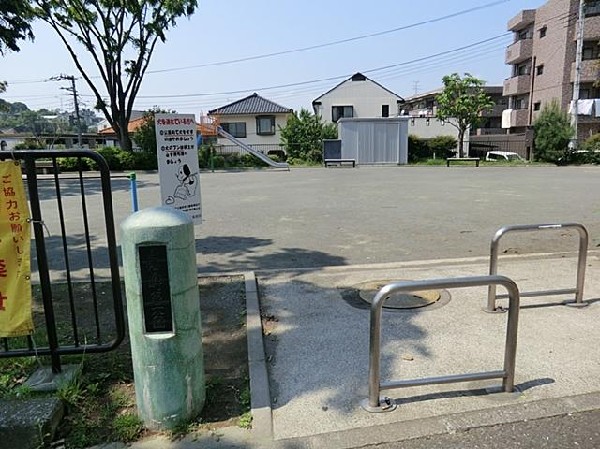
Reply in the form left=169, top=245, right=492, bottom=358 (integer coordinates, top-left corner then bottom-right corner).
left=487, top=223, right=589, bottom=312
left=0, top=150, right=124, bottom=373
left=469, top=134, right=531, bottom=160
left=363, top=275, right=520, bottom=413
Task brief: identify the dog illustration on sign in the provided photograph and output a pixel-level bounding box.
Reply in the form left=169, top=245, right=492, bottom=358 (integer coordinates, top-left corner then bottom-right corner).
left=165, top=164, right=199, bottom=204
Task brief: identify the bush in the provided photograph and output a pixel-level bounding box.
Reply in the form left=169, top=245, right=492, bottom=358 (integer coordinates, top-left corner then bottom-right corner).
left=408, top=135, right=457, bottom=162
left=57, top=157, right=92, bottom=171
left=14, top=138, right=45, bottom=150
left=427, top=135, right=457, bottom=159
left=533, top=100, right=573, bottom=164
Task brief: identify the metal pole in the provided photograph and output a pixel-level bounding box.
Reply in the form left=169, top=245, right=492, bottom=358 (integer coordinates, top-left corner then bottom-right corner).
left=70, top=76, right=83, bottom=149
left=364, top=275, right=520, bottom=413
left=487, top=223, right=589, bottom=311
left=128, top=172, right=139, bottom=212
left=570, top=0, right=585, bottom=150
left=24, top=157, right=62, bottom=373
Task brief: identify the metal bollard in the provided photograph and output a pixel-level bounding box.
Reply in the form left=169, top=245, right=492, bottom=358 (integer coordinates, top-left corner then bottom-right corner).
left=121, top=206, right=204, bottom=430
left=128, top=172, right=139, bottom=212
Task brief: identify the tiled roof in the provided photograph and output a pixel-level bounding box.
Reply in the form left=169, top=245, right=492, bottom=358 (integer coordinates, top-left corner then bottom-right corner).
left=209, top=93, right=293, bottom=115
left=98, top=116, right=146, bottom=135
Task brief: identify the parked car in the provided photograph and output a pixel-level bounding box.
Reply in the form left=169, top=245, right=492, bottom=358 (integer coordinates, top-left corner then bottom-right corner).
left=485, top=151, right=524, bottom=162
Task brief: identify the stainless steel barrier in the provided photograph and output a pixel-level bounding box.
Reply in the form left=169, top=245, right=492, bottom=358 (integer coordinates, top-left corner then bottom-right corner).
left=486, top=223, right=588, bottom=313
left=362, top=275, right=520, bottom=413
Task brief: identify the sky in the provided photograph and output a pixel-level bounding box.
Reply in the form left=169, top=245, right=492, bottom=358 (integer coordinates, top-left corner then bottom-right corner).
left=0, top=0, right=547, bottom=118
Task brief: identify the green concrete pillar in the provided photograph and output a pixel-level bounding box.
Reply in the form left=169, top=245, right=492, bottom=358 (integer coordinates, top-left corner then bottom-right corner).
left=121, top=206, right=204, bottom=430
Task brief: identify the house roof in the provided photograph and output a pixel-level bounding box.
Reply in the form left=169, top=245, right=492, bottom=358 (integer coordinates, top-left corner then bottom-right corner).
left=98, top=116, right=147, bottom=135
left=208, top=93, right=293, bottom=115
left=312, top=72, right=405, bottom=105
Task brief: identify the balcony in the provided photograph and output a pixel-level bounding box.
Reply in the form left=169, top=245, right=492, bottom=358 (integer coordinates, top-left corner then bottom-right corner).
left=507, top=9, right=536, bottom=31
left=503, top=109, right=530, bottom=128
left=503, top=75, right=531, bottom=96
left=571, top=60, right=600, bottom=83
left=481, top=104, right=507, bottom=117
left=505, top=39, right=533, bottom=64
left=584, top=15, right=600, bottom=40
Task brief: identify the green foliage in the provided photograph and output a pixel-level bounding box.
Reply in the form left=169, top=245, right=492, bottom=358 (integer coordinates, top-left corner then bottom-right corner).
left=112, top=413, right=144, bottom=442
left=533, top=100, right=573, bottom=164
left=57, top=157, right=92, bottom=171
left=0, top=0, right=35, bottom=54
left=34, top=0, right=198, bottom=151
left=435, top=73, right=494, bottom=158
left=14, top=138, right=45, bottom=149
left=428, top=135, right=457, bottom=158
left=408, top=135, right=457, bottom=162
left=279, top=109, right=338, bottom=163
left=132, top=107, right=176, bottom=153
left=581, top=133, right=600, bottom=153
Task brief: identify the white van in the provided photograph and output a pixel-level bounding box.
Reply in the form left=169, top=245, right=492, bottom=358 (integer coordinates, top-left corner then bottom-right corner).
left=485, top=151, right=524, bottom=162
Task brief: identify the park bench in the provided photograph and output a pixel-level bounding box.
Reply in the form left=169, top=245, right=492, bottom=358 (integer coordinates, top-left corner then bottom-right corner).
left=324, top=158, right=356, bottom=168
left=446, top=157, right=480, bottom=167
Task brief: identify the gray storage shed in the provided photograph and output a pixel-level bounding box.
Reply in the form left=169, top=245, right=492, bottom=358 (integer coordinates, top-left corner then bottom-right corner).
left=338, top=117, right=408, bottom=165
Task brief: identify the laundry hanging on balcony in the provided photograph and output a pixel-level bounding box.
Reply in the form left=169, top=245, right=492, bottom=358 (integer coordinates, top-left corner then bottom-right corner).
left=568, top=99, right=595, bottom=116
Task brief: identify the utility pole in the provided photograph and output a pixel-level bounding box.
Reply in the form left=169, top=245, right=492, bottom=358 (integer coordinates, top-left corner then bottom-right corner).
left=413, top=81, right=420, bottom=95
left=49, top=74, right=83, bottom=149
left=570, top=0, right=585, bottom=150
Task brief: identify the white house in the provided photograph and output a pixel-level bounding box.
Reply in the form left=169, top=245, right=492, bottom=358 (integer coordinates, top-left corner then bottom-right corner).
left=312, top=73, right=404, bottom=123
left=208, top=93, right=293, bottom=152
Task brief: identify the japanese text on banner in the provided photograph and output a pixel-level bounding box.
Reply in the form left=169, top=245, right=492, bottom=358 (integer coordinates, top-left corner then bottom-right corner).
left=0, top=161, right=33, bottom=337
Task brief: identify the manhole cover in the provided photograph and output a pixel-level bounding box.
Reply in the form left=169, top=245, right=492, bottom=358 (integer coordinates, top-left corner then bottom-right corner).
left=354, top=280, right=445, bottom=310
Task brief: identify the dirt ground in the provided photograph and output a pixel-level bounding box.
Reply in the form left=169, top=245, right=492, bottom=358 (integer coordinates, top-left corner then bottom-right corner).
left=21, top=275, right=248, bottom=445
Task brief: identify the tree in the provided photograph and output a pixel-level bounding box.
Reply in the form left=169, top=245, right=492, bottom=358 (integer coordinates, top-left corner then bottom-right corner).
left=0, top=0, right=35, bottom=55
left=533, top=100, right=573, bottom=164
left=132, top=107, right=175, bottom=152
left=279, top=109, right=337, bottom=163
left=435, top=73, right=494, bottom=158
left=34, top=0, right=197, bottom=152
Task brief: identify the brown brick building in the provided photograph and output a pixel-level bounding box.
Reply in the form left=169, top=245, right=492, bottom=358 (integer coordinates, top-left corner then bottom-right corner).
left=503, top=0, right=600, bottom=140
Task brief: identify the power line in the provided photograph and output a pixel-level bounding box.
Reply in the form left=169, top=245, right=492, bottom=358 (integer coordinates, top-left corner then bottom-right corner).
left=119, top=33, right=511, bottom=99
left=143, top=0, right=513, bottom=75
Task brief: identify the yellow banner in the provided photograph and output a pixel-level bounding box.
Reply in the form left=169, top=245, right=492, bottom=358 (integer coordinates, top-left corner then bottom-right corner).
left=0, top=161, right=33, bottom=337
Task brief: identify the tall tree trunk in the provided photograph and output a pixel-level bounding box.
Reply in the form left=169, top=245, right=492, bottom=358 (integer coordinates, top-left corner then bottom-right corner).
left=117, top=115, right=132, bottom=152
left=458, top=129, right=465, bottom=158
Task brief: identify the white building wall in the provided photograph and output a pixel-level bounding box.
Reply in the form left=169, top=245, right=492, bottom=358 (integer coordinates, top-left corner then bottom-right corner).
left=315, top=79, right=400, bottom=122
left=406, top=116, right=469, bottom=153
left=216, top=113, right=290, bottom=146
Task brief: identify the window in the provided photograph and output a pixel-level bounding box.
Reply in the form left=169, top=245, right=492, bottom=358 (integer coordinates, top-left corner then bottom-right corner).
left=582, top=42, right=600, bottom=60
left=534, top=102, right=541, bottom=111
left=221, top=122, right=246, bottom=138
left=539, top=26, right=547, bottom=38
left=256, top=115, right=275, bottom=135
left=381, top=105, right=389, bottom=117
left=515, top=63, right=531, bottom=76
left=513, top=96, right=528, bottom=110
left=536, top=65, right=544, bottom=76
left=331, top=105, right=353, bottom=122
left=585, top=0, right=600, bottom=17
left=517, top=28, right=532, bottom=40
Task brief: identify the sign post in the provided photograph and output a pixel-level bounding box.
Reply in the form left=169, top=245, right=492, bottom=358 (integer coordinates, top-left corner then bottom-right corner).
left=155, top=114, right=202, bottom=224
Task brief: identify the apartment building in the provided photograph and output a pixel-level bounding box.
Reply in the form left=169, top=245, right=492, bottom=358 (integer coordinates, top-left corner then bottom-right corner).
left=403, top=86, right=507, bottom=136
left=503, top=0, right=600, bottom=140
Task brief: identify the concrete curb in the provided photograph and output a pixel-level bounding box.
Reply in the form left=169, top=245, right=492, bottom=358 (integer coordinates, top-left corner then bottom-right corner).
left=272, top=392, right=600, bottom=449
left=244, top=271, right=273, bottom=441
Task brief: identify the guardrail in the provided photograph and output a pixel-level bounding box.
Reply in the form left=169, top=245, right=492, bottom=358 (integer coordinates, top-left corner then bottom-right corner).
left=486, top=223, right=588, bottom=313
left=362, top=275, right=520, bottom=413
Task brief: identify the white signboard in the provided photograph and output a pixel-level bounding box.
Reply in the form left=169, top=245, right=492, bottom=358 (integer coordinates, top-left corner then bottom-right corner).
left=155, top=113, right=202, bottom=223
